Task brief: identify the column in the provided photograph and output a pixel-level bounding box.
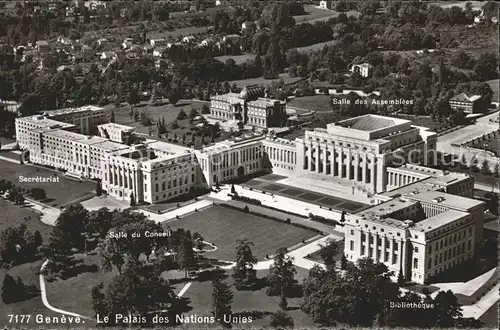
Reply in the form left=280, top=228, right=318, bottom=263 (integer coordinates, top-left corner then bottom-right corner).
left=307, top=144, right=312, bottom=170
left=339, top=149, right=344, bottom=178
left=382, top=236, right=387, bottom=262
left=354, top=154, right=359, bottom=182
left=323, top=148, right=328, bottom=174
left=346, top=150, right=351, bottom=179
left=315, top=144, right=320, bottom=172
left=362, top=154, right=367, bottom=183
left=331, top=148, right=336, bottom=176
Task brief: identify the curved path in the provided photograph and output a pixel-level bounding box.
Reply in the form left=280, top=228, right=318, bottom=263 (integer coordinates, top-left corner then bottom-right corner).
left=39, top=260, right=93, bottom=320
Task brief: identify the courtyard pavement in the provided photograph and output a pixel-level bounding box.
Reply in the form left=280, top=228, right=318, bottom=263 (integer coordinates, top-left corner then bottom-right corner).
left=437, top=111, right=499, bottom=166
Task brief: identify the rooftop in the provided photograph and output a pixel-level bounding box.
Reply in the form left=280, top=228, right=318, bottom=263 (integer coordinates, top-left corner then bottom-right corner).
left=450, top=93, right=482, bottom=102
left=414, top=209, right=470, bottom=232
left=16, top=115, right=75, bottom=128
left=98, top=123, right=135, bottom=131
left=43, top=105, right=104, bottom=117
left=337, top=114, right=407, bottom=131
left=406, top=191, right=485, bottom=211
left=43, top=129, right=86, bottom=141
left=145, top=140, right=193, bottom=155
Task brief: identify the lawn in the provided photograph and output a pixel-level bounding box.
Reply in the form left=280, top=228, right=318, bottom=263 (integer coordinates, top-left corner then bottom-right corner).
left=286, top=95, right=333, bottom=113
left=228, top=73, right=305, bottom=88
left=214, top=54, right=254, bottom=65
left=292, top=40, right=338, bottom=53
left=163, top=205, right=318, bottom=261
left=0, top=199, right=53, bottom=244
left=0, top=160, right=96, bottom=207
left=0, top=260, right=62, bottom=327
left=178, top=266, right=317, bottom=328
left=294, top=5, right=360, bottom=25
left=113, top=100, right=230, bottom=149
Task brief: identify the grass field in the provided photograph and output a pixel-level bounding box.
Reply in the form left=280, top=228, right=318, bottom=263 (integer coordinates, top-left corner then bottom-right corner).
left=229, top=73, right=305, bottom=88
left=164, top=205, right=318, bottom=261
left=287, top=95, right=333, bottom=113
left=0, top=160, right=95, bottom=207
left=214, top=54, right=254, bottom=65
left=293, top=40, right=338, bottom=53
left=113, top=100, right=231, bottom=149
left=0, top=199, right=53, bottom=244
left=179, top=266, right=316, bottom=328
left=294, top=5, right=360, bottom=25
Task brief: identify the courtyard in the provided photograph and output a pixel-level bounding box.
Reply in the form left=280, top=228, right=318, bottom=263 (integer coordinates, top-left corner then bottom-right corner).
left=0, top=160, right=95, bottom=207
left=163, top=205, right=318, bottom=261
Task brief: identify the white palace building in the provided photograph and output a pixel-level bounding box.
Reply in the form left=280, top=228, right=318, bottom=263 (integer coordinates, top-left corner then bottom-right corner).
left=15, top=106, right=486, bottom=283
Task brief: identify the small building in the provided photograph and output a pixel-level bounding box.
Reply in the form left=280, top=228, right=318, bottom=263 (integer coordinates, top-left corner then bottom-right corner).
left=35, top=40, right=50, bottom=53
left=57, top=36, right=72, bottom=45
left=100, top=51, right=116, bottom=61
left=150, top=38, right=166, bottom=48
left=319, top=0, right=334, bottom=10
left=222, top=34, right=241, bottom=44
left=350, top=63, right=373, bottom=78
left=153, top=47, right=167, bottom=58
left=199, top=38, right=214, bottom=47
left=241, top=21, right=256, bottom=33
left=97, top=38, right=109, bottom=47
left=122, top=38, right=134, bottom=49
left=182, top=35, right=196, bottom=44
left=449, top=93, right=483, bottom=114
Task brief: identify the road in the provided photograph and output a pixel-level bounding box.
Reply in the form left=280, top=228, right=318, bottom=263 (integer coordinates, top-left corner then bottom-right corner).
left=436, top=111, right=499, bottom=166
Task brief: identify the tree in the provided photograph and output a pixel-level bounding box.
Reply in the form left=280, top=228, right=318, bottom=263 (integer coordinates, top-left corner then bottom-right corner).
left=493, top=163, right=499, bottom=178
left=34, top=231, right=42, bottom=247
left=302, top=258, right=399, bottom=326
left=110, top=111, right=115, bottom=123
left=397, top=266, right=405, bottom=286
left=231, top=184, right=236, bottom=194
left=50, top=204, right=89, bottom=253
left=481, top=158, right=491, bottom=175
left=0, top=223, right=38, bottom=264
left=178, top=233, right=196, bottom=278
left=433, top=290, right=462, bottom=327
left=30, top=187, right=46, bottom=200
left=1, top=274, right=17, bottom=303
left=188, top=108, right=198, bottom=120
left=319, top=238, right=339, bottom=269
left=177, top=109, right=187, bottom=120
left=127, top=88, right=140, bottom=107
left=267, top=247, right=296, bottom=309
left=212, top=268, right=233, bottom=324
left=96, top=179, right=102, bottom=196
left=202, top=104, right=210, bottom=114
left=474, top=53, right=498, bottom=81
left=169, top=89, right=182, bottom=105
left=130, top=193, right=136, bottom=207
left=232, top=239, right=257, bottom=289
left=340, top=253, right=348, bottom=270
left=270, top=310, right=294, bottom=328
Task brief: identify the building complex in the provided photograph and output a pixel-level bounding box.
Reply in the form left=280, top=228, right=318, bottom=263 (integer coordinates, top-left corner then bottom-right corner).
left=14, top=104, right=485, bottom=285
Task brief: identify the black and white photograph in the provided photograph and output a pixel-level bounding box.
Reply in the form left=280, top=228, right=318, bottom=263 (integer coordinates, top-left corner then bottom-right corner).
left=0, top=0, right=498, bottom=329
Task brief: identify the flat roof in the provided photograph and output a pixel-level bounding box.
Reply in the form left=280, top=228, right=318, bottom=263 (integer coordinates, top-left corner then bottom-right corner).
left=145, top=140, right=193, bottom=155
left=98, top=123, right=135, bottom=131
left=92, top=140, right=129, bottom=151
left=43, top=129, right=86, bottom=141
left=44, top=105, right=104, bottom=117
left=406, top=191, right=485, bottom=211
left=415, top=209, right=469, bottom=231
left=16, top=116, right=74, bottom=127
left=358, top=198, right=417, bottom=218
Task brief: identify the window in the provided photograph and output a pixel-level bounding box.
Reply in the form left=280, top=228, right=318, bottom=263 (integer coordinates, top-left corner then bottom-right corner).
left=413, top=258, right=418, bottom=269
left=414, top=247, right=419, bottom=253
left=350, top=229, right=354, bottom=235
left=350, top=241, right=354, bottom=251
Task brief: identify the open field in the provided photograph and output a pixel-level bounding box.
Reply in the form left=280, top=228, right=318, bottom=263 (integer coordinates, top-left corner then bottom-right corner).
left=164, top=205, right=318, bottom=261
left=181, top=266, right=316, bottom=328
left=293, top=40, right=338, bottom=53
left=0, top=199, right=53, bottom=243
left=287, top=95, right=333, bottom=113
left=0, top=160, right=95, bottom=207
left=294, top=5, right=360, bottom=25
left=0, top=260, right=63, bottom=327
left=229, top=73, right=305, bottom=88
left=214, top=54, right=254, bottom=65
